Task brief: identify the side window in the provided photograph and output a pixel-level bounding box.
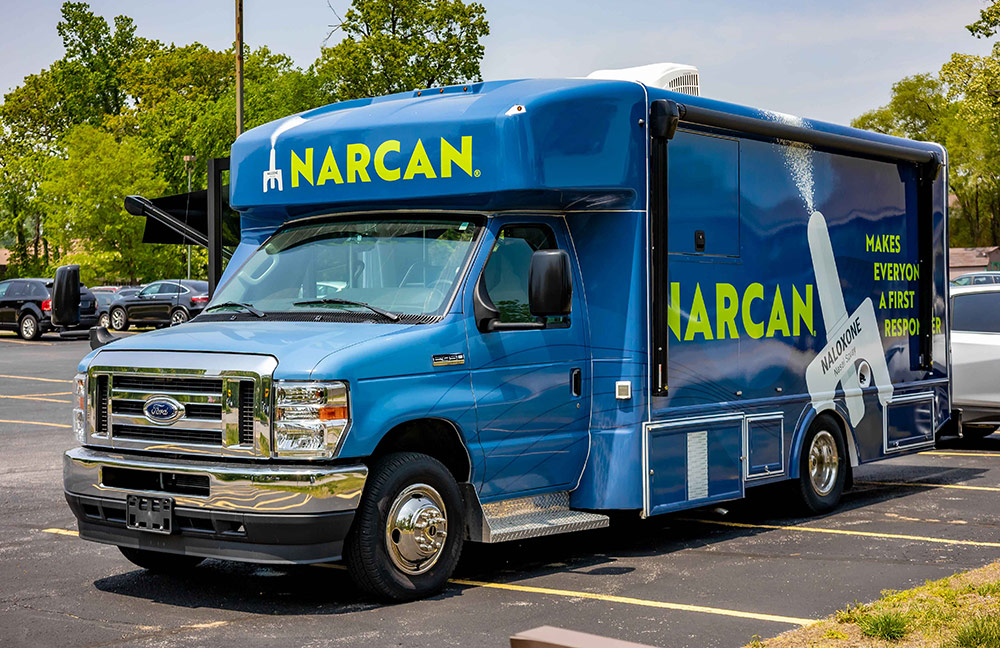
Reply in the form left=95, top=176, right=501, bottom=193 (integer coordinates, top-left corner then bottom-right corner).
left=8, top=281, right=28, bottom=297
left=952, top=293, right=1000, bottom=333
left=973, top=275, right=992, bottom=285
left=0, top=281, right=10, bottom=298
left=160, top=283, right=183, bottom=294
left=953, top=277, right=971, bottom=286
left=29, top=283, right=48, bottom=298
left=483, top=224, right=556, bottom=323
left=138, top=283, right=160, bottom=297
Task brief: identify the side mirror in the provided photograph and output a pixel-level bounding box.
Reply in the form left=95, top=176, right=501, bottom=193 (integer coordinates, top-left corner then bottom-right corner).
left=473, top=274, right=501, bottom=333
left=51, top=265, right=81, bottom=327
left=529, top=250, right=572, bottom=317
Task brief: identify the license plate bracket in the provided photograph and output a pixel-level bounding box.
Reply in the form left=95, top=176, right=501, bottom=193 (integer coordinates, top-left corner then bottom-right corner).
left=126, top=495, right=173, bottom=534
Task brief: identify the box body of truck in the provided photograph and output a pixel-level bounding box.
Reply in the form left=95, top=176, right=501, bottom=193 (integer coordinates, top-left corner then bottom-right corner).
left=63, top=78, right=950, bottom=599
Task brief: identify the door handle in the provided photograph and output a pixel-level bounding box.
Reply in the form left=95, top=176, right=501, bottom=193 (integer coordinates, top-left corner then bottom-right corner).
left=571, top=368, right=582, bottom=397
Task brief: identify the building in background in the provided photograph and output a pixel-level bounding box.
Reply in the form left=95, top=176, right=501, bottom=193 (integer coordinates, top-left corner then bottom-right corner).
left=949, top=247, right=1000, bottom=280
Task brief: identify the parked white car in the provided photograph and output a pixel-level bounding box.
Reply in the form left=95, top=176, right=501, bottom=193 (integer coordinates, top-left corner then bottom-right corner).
left=950, top=284, right=1000, bottom=439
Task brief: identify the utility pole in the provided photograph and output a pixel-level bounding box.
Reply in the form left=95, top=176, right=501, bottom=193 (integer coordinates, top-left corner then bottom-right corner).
left=235, top=0, right=244, bottom=136
left=183, top=154, right=196, bottom=279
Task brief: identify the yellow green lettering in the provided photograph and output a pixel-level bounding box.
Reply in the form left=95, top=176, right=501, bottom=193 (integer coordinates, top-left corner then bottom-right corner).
left=742, top=283, right=764, bottom=339
left=374, top=140, right=401, bottom=181
left=684, top=283, right=714, bottom=341
left=716, top=283, right=739, bottom=339
left=404, top=139, right=437, bottom=180
left=291, top=148, right=313, bottom=187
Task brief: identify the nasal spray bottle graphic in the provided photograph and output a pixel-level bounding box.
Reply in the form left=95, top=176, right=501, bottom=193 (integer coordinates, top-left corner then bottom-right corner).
left=262, top=115, right=307, bottom=193
left=766, top=111, right=894, bottom=425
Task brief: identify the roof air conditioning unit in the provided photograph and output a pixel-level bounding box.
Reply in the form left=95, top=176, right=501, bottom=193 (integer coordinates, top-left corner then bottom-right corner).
left=587, top=62, right=700, bottom=96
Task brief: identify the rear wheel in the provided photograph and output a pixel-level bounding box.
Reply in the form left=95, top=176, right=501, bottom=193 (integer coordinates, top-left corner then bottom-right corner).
left=118, top=546, right=203, bottom=572
left=18, top=313, right=40, bottom=340
left=170, top=308, right=189, bottom=325
left=797, top=416, right=847, bottom=514
left=345, top=452, right=464, bottom=601
left=110, top=307, right=128, bottom=331
left=963, top=425, right=996, bottom=441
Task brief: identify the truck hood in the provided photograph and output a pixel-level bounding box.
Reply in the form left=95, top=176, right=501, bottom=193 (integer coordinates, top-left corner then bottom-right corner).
left=98, top=321, right=409, bottom=379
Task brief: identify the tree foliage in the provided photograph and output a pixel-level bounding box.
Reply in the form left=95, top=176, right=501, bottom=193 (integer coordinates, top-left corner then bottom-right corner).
left=853, top=1, right=1000, bottom=247
left=0, top=0, right=488, bottom=283
left=314, top=0, right=489, bottom=101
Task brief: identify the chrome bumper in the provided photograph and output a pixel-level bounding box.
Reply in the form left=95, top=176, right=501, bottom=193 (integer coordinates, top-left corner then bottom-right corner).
left=63, top=446, right=367, bottom=515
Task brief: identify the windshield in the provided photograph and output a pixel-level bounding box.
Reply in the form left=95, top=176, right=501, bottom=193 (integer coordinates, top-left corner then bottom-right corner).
left=211, top=217, right=481, bottom=317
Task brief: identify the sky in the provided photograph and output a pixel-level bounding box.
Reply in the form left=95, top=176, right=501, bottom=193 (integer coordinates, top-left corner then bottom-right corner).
left=0, top=0, right=995, bottom=125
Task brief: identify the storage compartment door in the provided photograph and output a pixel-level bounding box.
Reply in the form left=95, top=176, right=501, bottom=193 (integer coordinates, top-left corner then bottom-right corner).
left=884, top=393, right=935, bottom=452
left=646, top=415, right=744, bottom=516
left=746, top=414, right=784, bottom=479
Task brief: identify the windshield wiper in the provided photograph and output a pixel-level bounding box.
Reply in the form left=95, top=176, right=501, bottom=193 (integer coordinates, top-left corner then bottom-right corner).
left=205, top=301, right=266, bottom=318
left=292, top=298, right=400, bottom=322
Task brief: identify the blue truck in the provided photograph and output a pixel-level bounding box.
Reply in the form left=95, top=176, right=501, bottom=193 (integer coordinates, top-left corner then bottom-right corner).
left=63, top=77, right=951, bottom=600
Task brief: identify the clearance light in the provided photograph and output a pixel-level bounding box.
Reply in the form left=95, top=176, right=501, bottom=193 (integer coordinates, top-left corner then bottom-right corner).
left=273, top=381, right=350, bottom=458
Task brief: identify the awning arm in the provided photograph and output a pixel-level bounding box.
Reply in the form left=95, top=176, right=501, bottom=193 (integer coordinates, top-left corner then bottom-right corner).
left=124, top=195, right=209, bottom=248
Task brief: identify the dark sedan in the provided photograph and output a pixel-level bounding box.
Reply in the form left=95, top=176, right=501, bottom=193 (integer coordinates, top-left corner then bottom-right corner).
left=108, top=280, right=209, bottom=330
left=0, top=278, right=98, bottom=340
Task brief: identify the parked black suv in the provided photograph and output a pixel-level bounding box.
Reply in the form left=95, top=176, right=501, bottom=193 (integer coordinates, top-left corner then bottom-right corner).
left=108, top=279, right=209, bottom=330
left=0, top=278, right=98, bottom=340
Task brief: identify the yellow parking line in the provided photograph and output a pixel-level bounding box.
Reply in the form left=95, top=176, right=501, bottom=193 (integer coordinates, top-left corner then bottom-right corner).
left=920, top=451, right=1000, bottom=457
left=0, top=337, right=53, bottom=346
left=857, top=480, right=1000, bottom=493
left=0, top=394, right=72, bottom=404
left=42, top=528, right=78, bottom=537
left=0, top=374, right=72, bottom=384
left=689, top=519, right=1000, bottom=548
left=449, top=579, right=816, bottom=625
left=20, top=392, right=72, bottom=397
left=315, top=564, right=813, bottom=624
left=0, top=419, right=72, bottom=429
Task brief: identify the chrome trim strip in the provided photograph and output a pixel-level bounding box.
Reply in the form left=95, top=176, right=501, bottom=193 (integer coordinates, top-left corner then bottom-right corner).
left=64, top=447, right=367, bottom=514
left=111, top=391, right=224, bottom=404
left=111, top=413, right=221, bottom=431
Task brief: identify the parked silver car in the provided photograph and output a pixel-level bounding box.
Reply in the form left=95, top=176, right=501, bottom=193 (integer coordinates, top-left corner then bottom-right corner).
left=950, top=284, right=1000, bottom=439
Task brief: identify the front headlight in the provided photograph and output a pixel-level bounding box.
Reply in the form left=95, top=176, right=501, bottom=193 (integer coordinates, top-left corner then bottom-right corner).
left=73, top=373, right=87, bottom=444
left=273, top=380, right=350, bottom=458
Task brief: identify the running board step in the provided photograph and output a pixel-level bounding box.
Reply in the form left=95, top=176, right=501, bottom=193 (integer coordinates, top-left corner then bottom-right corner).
left=475, top=492, right=609, bottom=543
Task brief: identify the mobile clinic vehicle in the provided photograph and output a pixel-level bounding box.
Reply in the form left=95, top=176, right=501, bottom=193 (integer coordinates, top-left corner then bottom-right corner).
left=63, top=66, right=951, bottom=601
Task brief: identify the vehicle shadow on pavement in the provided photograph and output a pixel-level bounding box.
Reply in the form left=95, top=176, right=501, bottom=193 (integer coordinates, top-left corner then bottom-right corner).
left=90, top=450, right=997, bottom=611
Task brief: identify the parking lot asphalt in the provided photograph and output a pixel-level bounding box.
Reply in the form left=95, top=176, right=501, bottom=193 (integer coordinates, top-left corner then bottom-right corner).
left=2, top=331, right=1000, bottom=648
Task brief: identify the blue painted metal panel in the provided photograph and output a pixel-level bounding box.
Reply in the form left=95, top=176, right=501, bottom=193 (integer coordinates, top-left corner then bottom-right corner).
left=668, top=131, right=740, bottom=256
left=747, top=417, right=782, bottom=477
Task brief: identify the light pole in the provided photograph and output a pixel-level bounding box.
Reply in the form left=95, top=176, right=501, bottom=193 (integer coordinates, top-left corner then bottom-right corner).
left=236, top=0, right=244, bottom=136
left=183, top=154, right=197, bottom=279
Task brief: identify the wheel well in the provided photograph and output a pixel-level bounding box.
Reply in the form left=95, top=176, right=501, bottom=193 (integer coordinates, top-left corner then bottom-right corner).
left=370, top=419, right=472, bottom=484
left=815, top=409, right=859, bottom=470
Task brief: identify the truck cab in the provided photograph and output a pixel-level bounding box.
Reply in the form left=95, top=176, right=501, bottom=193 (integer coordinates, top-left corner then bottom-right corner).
left=64, top=78, right=950, bottom=601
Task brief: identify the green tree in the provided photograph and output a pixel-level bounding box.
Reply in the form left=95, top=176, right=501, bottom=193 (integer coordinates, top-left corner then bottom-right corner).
left=40, top=125, right=185, bottom=284
left=314, top=0, right=489, bottom=101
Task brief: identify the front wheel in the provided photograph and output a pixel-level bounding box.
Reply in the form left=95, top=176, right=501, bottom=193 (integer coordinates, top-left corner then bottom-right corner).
left=18, top=313, right=40, bottom=340
left=797, top=416, right=847, bottom=514
left=345, top=452, right=464, bottom=601
left=118, top=546, right=203, bottom=572
left=110, top=307, right=128, bottom=331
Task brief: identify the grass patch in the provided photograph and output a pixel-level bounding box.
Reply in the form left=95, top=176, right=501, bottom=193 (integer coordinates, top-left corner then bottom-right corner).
left=857, top=611, right=908, bottom=640
left=743, top=560, right=1000, bottom=648
left=953, top=615, right=1000, bottom=648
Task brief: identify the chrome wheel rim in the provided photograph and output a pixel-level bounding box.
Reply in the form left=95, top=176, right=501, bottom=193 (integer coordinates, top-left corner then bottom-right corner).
left=171, top=310, right=187, bottom=325
left=809, top=430, right=839, bottom=496
left=384, top=483, right=448, bottom=575
left=111, top=310, right=125, bottom=329
left=99, top=314, right=109, bottom=328
left=20, top=317, right=35, bottom=338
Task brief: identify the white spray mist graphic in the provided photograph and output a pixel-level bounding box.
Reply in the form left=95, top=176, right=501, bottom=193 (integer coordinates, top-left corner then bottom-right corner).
left=763, top=110, right=815, bottom=213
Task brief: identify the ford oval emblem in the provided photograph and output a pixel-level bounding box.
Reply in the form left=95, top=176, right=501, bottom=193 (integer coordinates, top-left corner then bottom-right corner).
left=143, top=396, right=185, bottom=425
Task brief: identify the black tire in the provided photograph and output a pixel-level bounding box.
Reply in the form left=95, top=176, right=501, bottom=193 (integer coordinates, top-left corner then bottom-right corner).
left=345, top=452, right=464, bottom=602
left=110, top=307, right=129, bottom=331
left=118, top=546, right=203, bottom=572
left=18, top=313, right=41, bottom=340
left=170, top=308, right=190, bottom=326
left=963, top=425, right=996, bottom=441
left=797, top=416, right=848, bottom=514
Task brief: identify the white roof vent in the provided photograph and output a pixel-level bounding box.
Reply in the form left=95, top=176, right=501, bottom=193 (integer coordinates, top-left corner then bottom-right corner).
left=587, top=62, right=700, bottom=96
